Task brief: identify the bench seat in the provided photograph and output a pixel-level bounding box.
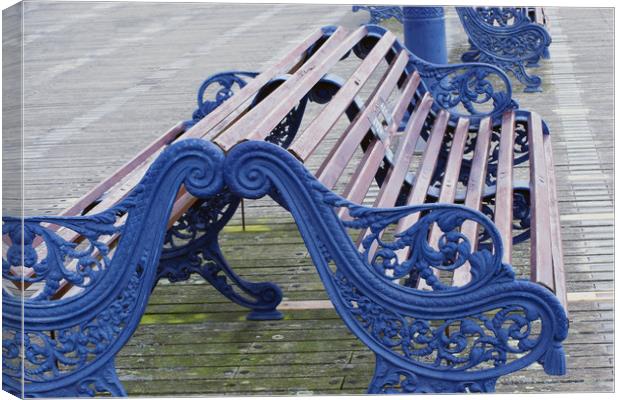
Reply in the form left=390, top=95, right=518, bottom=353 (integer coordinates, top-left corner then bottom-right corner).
left=2, top=25, right=567, bottom=397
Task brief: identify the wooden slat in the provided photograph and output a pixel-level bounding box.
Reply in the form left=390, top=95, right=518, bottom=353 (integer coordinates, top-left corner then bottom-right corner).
left=338, top=72, right=424, bottom=217
left=338, top=139, right=388, bottom=215
left=351, top=91, right=433, bottom=245
left=61, top=122, right=186, bottom=217
left=535, top=7, right=546, bottom=26
left=215, top=26, right=364, bottom=150
left=289, top=31, right=397, bottom=161
left=372, top=92, right=433, bottom=209
left=494, top=111, right=516, bottom=264
left=315, top=49, right=409, bottom=189
left=396, top=110, right=450, bottom=231
left=527, top=112, right=554, bottom=291
left=432, top=118, right=470, bottom=203
left=543, top=133, right=568, bottom=311
left=419, top=117, right=470, bottom=290
left=391, top=110, right=450, bottom=271
left=452, top=117, right=493, bottom=286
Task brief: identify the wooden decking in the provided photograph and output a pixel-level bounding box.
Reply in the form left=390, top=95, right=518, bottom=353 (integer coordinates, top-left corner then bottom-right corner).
left=4, top=2, right=614, bottom=395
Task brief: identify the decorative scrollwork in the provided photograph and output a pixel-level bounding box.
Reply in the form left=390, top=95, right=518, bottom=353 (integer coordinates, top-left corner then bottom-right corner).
left=223, top=140, right=568, bottom=392
left=162, top=191, right=236, bottom=253
left=336, top=265, right=542, bottom=372
left=475, top=7, right=530, bottom=27
left=410, top=58, right=517, bottom=123
left=2, top=204, right=128, bottom=301
left=370, top=357, right=497, bottom=393
left=349, top=24, right=517, bottom=123
left=265, top=96, right=310, bottom=148
left=157, top=190, right=283, bottom=319
left=185, top=71, right=259, bottom=127
left=2, top=268, right=141, bottom=383
left=457, top=7, right=551, bottom=92
left=318, top=186, right=512, bottom=291
left=3, top=139, right=227, bottom=396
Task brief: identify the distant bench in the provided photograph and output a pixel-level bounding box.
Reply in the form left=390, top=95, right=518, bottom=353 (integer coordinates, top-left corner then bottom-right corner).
left=353, top=5, right=552, bottom=92
left=2, top=25, right=568, bottom=397
left=457, top=7, right=552, bottom=92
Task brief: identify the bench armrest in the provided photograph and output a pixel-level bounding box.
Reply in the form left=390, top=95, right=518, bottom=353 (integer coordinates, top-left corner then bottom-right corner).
left=411, top=58, right=518, bottom=123
left=2, top=203, right=130, bottom=301
left=185, top=70, right=259, bottom=128
left=333, top=198, right=512, bottom=291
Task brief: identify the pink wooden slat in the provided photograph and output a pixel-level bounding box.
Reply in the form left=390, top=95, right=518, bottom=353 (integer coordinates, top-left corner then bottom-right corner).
left=14, top=121, right=186, bottom=257
left=338, top=138, right=388, bottom=219
left=215, top=27, right=366, bottom=150
left=391, top=110, right=450, bottom=269
left=494, top=111, right=516, bottom=264
left=373, top=93, right=434, bottom=209
left=64, top=122, right=185, bottom=217
left=418, top=117, right=470, bottom=290
left=338, top=72, right=424, bottom=217
left=527, top=112, right=555, bottom=291
left=354, top=93, right=434, bottom=255
left=289, top=31, right=398, bottom=161
left=315, top=50, right=410, bottom=189
left=452, top=117, right=493, bottom=286
left=543, top=133, right=568, bottom=311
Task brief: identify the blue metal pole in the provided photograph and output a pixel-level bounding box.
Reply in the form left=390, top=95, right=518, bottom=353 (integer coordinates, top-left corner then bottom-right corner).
left=403, top=6, right=447, bottom=64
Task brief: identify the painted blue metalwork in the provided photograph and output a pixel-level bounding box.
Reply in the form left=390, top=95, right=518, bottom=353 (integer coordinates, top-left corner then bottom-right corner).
left=2, top=139, right=226, bottom=397
left=157, top=192, right=284, bottom=321
left=353, top=5, right=551, bottom=92
left=352, top=5, right=402, bottom=24
left=2, top=136, right=568, bottom=395
left=153, top=73, right=349, bottom=321
left=457, top=7, right=552, bottom=92
left=358, top=25, right=517, bottom=126
left=184, top=70, right=259, bottom=128
left=402, top=7, right=447, bottom=64
left=2, top=26, right=563, bottom=396
left=224, top=140, right=568, bottom=393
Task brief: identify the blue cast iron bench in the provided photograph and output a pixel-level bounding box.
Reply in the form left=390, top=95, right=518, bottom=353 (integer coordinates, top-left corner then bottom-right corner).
left=2, top=25, right=568, bottom=397
left=353, top=6, right=552, bottom=92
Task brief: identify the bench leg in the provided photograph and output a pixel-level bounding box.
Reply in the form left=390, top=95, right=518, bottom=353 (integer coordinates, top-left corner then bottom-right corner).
left=5, top=359, right=127, bottom=397
left=71, top=359, right=126, bottom=397
left=369, top=356, right=497, bottom=393
left=157, top=193, right=283, bottom=320
left=510, top=61, right=544, bottom=93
